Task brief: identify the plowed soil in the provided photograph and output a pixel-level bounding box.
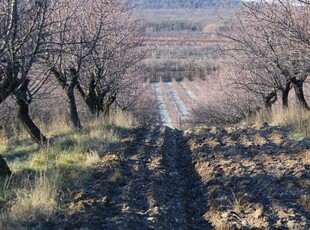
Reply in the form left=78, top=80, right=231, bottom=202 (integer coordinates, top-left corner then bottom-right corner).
left=23, top=123, right=310, bottom=229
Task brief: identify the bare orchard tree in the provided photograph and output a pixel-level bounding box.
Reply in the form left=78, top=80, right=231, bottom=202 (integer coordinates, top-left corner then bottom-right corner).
left=48, top=0, right=144, bottom=128
left=75, top=0, right=145, bottom=117
left=221, top=0, right=310, bottom=110
left=47, top=0, right=104, bottom=129
left=0, top=0, right=50, bottom=144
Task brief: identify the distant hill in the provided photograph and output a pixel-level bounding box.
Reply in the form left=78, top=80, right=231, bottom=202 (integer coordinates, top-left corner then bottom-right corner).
left=128, top=0, right=241, bottom=9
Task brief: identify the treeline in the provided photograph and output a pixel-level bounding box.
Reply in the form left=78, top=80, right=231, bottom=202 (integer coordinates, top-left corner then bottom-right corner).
left=0, top=0, right=155, bottom=145
left=224, top=0, right=310, bottom=111
left=192, top=0, right=310, bottom=126
left=129, top=0, right=240, bottom=9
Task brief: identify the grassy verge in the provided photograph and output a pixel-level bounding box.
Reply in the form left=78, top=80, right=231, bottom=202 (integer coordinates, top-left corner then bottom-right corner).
left=0, top=110, right=136, bottom=226
left=254, top=106, right=310, bottom=138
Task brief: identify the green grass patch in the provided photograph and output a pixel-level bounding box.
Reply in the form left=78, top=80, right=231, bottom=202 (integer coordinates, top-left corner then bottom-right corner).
left=0, top=114, right=135, bottom=226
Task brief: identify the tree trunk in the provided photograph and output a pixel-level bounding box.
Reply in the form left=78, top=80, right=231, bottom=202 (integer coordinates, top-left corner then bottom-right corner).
left=0, top=65, right=22, bottom=105
left=51, top=68, right=82, bottom=130
left=103, top=94, right=116, bottom=118
left=291, top=78, right=309, bottom=110
left=264, top=91, right=277, bottom=112
left=281, top=81, right=291, bottom=108
left=0, top=154, right=11, bottom=179
left=76, top=81, right=109, bottom=116
left=76, top=78, right=99, bottom=115
left=64, top=85, right=82, bottom=130
left=85, top=93, right=100, bottom=115
left=15, top=80, right=47, bottom=145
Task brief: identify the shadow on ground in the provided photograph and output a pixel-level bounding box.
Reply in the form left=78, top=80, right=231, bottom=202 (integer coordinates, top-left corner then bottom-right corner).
left=186, top=123, right=310, bottom=229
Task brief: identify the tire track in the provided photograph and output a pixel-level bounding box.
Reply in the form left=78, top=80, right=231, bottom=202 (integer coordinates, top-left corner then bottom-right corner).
left=164, top=82, right=191, bottom=129
left=179, top=81, right=197, bottom=101
left=117, top=126, right=212, bottom=229
left=165, top=82, right=189, bottom=117
left=173, top=129, right=213, bottom=229
left=152, top=83, right=174, bottom=128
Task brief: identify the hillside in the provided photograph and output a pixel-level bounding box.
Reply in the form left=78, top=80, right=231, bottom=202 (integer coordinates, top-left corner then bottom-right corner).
left=3, top=123, right=309, bottom=229
left=129, top=0, right=240, bottom=8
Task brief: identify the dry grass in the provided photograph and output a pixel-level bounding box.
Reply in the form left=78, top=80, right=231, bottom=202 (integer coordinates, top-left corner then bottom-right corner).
left=7, top=172, right=58, bottom=222
left=106, top=109, right=137, bottom=129
left=255, top=106, right=310, bottom=138
left=0, top=110, right=136, bottom=226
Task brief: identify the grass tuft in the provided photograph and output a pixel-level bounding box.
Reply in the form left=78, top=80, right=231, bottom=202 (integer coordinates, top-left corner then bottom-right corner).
left=8, top=172, right=58, bottom=222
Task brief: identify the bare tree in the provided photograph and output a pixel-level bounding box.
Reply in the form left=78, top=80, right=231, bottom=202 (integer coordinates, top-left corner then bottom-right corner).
left=75, top=0, right=145, bottom=117
left=47, top=0, right=144, bottom=129
left=221, top=0, right=310, bottom=110
left=0, top=0, right=50, bottom=144
left=46, top=0, right=93, bottom=129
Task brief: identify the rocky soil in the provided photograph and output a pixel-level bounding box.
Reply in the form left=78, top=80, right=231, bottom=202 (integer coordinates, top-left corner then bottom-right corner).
left=9, top=123, right=310, bottom=229
left=185, top=123, right=310, bottom=229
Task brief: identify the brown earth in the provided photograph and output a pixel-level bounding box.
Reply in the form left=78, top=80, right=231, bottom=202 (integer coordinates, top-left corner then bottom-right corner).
left=185, top=123, right=310, bottom=229
left=9, top=123, right=310, bottom=229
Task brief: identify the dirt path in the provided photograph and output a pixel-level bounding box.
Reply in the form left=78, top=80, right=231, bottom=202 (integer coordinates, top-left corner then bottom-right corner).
left=45, top=126, right=212, bottom=229
left=173, top=129, right=212, bottom=229
left=108, top=126, right=212, bottom=229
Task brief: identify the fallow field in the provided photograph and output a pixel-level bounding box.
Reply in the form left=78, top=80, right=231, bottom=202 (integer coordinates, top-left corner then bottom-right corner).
left=140, top=7, right=230, bottom=129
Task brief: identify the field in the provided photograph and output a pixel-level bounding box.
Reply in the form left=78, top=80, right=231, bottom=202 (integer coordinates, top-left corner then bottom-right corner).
left=150, top=78, right=209, bottom=129
left=140, top=8, right=230, bottom=129
left=140, top=8, right=234, bottom=33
